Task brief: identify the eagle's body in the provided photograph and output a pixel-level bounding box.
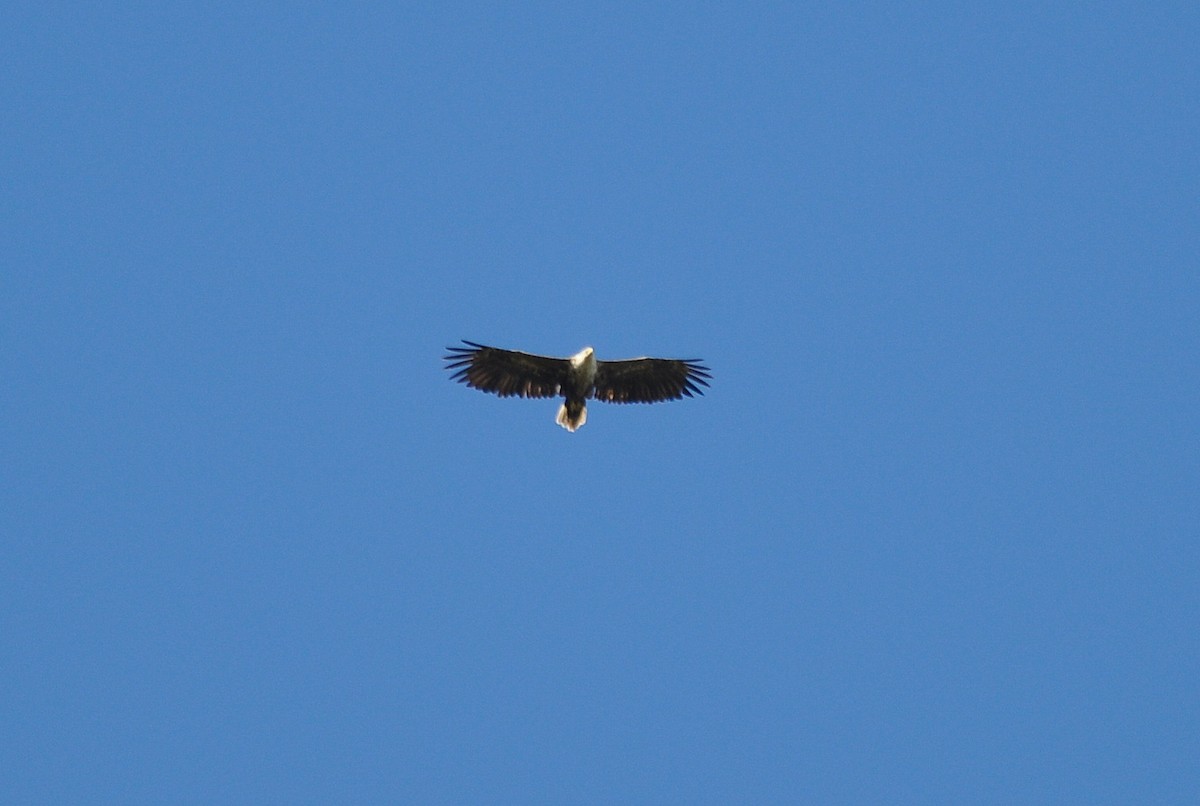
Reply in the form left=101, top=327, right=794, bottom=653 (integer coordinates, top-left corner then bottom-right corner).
left=444, top=341, right=710, bottom=431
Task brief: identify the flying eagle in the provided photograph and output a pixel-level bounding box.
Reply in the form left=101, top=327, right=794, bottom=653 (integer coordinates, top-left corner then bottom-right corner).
left=444, top=340, right=711, bottom=431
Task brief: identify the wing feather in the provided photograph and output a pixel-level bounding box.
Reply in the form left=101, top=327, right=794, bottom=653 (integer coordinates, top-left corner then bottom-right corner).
left=443, top=340, right=569, bottom=399
left=592, top=356, right=711, bottom=404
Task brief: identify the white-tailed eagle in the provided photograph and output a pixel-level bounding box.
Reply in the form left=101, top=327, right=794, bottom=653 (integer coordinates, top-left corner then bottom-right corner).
left=444, top=340, right=711, bottom=431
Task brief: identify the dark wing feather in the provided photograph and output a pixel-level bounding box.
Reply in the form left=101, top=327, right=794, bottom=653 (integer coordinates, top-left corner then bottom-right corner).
left=592, top=357, right=711, bottom=404
left=443, top=340, right=569, bottom=399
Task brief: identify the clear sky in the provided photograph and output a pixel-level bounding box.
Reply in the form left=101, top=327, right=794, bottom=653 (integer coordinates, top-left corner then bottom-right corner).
left=4, top=3, right=1198, bottom=803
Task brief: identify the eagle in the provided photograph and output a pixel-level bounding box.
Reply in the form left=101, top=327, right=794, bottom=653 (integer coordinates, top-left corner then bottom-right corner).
left=444, top=340, right=711, bottom=431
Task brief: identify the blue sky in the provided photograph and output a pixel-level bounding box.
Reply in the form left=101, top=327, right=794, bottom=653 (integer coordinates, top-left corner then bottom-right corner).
left=4, top=3, right=1198, bottom=802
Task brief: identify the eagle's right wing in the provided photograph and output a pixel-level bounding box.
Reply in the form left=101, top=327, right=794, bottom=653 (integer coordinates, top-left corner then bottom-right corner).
left=443, top=341, right=569, bottom=398
left=592, top=356, right=710, bottom=404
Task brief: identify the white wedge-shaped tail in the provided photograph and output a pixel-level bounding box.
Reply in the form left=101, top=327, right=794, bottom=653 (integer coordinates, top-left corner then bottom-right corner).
left=556, top=399, right=587, bottom=432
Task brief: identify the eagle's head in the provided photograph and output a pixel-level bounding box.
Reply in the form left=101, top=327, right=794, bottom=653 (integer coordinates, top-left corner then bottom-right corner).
left=569, top=346, right=595, bottom=367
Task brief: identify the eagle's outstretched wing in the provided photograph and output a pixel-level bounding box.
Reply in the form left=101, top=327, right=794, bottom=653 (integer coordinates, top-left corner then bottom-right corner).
left=592, top=357, right=711, bottom=404
left=443, top=341, right=569, bottom=398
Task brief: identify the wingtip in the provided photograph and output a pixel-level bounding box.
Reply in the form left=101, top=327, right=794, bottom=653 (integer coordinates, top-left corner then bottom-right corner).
left=444, top=340, right=488, bottom=361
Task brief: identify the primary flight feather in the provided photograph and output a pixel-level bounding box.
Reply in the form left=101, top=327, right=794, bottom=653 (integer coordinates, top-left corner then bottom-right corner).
left=444, top=340, right=711, bottom=431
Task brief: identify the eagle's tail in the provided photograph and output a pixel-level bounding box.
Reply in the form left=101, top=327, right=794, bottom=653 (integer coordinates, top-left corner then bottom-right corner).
left=556, top=399, right=587, bottom=432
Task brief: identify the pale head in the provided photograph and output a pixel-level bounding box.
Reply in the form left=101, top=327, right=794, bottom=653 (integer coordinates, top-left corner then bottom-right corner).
left=569, top=346, right=595, bottom=368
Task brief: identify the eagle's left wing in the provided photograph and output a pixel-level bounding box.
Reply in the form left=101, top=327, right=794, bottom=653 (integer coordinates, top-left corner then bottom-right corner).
left=444, top=341, right=569, bottom=398
left=592, top=356, right=711, bottom=404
